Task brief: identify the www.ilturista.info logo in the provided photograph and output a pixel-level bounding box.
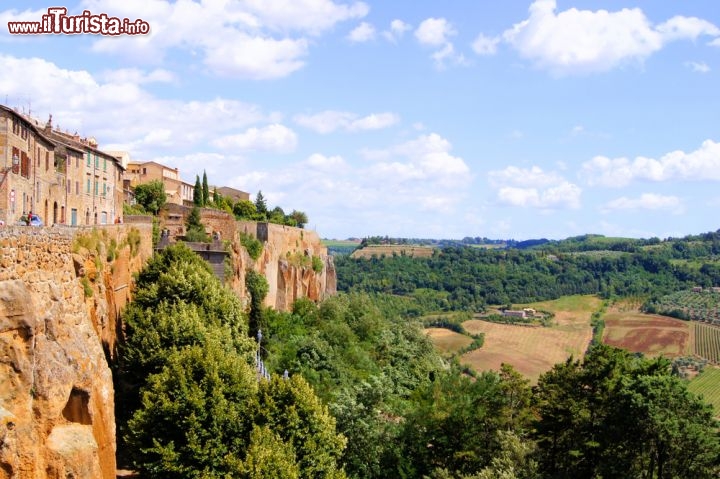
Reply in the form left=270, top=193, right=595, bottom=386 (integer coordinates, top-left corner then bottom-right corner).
left=7, top=7, right=150, bottom=35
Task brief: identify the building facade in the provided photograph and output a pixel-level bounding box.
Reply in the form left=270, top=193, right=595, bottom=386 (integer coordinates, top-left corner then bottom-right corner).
left=124, top=161, right=195, bottom=206
left=0, top=105, right=125, bottom=226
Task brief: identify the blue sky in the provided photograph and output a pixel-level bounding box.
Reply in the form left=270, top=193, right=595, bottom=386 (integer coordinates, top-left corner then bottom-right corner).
left=2, top=0, right=719, bottom=240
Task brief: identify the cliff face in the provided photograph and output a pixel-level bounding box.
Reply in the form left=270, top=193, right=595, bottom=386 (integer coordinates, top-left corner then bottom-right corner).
left=234, top=221, right=336, bottom=311
left=0, top=224, right=152, bottom=479
left=190, top=209, right=336, bottom=311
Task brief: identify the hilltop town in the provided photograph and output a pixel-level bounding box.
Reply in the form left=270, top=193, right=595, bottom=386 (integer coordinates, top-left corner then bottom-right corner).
left=0, top=104, right=235, bottom=227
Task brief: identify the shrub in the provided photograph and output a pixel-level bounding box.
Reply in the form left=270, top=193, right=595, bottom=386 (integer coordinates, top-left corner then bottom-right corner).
left=312, top=255, right=324, bottom=273
left=240, top=232, right=263, bottom=261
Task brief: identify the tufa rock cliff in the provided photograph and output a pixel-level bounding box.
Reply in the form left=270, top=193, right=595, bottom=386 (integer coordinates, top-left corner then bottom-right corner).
left=0, top=210, right=334, bottom=478
left=0, top=224, right=153, bottom=479
left=161, top=205, right=336, bottom=311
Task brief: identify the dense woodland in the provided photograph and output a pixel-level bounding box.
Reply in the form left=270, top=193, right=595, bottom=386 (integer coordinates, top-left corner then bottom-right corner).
left=335, top=231, right=720, bottom=312
left=114, top=233, right=720, bottom=478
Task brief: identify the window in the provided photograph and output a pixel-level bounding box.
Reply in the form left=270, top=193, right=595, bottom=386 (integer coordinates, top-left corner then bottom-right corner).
left=37, top=147, right=41, bottom=166
left=20, top=152, right=30, bottom=178
left=86, top=178, right=91, bottom=194
left=103, top=182, right=107, bottom=197
left=45, top=151, right=49, bottom=171
left=67, top=179, right=71, bottom=194
left=95, top=155, right=99, bottom=169
left=103, top=158, right=107, bottom=171
left=76, top=181, right=79, bottom=195
left=94, top=180, right=98, bottom=196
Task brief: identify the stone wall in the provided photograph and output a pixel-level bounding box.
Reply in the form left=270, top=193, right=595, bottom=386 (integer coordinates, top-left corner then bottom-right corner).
left=0, top=223, right=152, bottom=479
left=159, top=207, right=337, bottom=312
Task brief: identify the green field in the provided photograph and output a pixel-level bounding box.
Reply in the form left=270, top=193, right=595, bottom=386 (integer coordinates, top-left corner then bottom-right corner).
left=689, top=367, right=720, bottom=416
left=322, top=239, right=361, bottom=255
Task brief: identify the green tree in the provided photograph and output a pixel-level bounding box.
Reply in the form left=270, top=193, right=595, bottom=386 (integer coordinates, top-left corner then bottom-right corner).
left=193, top=175, right=202, bottom=206
left=533, top=344, right=720, bottom=479
left=290, top=210, right=309, bottom=229
left=202, top=170, right=209, bottom=206
left=241, top=426, right=301, bottom=479
left=269, top=206, right=285, bottom=224
left=213, top=187, right=220, bottom=205
left=127, top=343, right=258, bottom=478
left=185, top=206, right=209, bottom=242
left=255, top=190, right=268, bottom=217
left=234, top=199, right=257, bottom=220
left=246, top=269, right=269, bottom=339
left=255, top=375, right=347, bottom=479
left=133, top=180, right=166, bottom=215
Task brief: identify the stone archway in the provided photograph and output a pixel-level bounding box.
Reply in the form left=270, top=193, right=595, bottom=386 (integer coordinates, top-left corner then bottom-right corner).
left=53, top=201, right=58, bottom=225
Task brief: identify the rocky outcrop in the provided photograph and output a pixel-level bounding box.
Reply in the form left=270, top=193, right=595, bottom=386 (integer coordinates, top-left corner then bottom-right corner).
left=235, top=221, right=336, bottom=311
left=0, top=224, right=152, bottom=479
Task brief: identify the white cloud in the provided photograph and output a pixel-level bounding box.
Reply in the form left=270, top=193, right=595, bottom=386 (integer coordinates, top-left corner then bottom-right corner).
left=348, top=21, right=375, bottom=42
left=488, top=166, right=564, bottom=188
left=711, top=38, right=720, bottom=47
left=372, top=133, right=471, bottom=186
left=100, top=68, right=176, bottom=84
left=581, top=140, right=720, bottom=187
left=602, top=193, right=684, bottom=214
left=305, top=153, right=348, bottom=171
left=212, top=124, right=298, bottom=152
left=415, top=17, right=467, bottom=68
left=499, top=0, right=720, bottom=74
left=686, top=61, right=710, bottom=73
left=489, top=164, right=581, bottom=209
left=472, top=33, right=500, bottom=56
left=496, top=182, right=581, bottom=209
left=240, top=0, right=369, bottom=34
left=415, top=18, right=455, bottom=46
left=383, top=19, right=412, bottom=42
left=0, top=55, right=279, bottom=158
left=79, top=0, right=366, bottom=79
left=294, top=110, right=399, bottom=133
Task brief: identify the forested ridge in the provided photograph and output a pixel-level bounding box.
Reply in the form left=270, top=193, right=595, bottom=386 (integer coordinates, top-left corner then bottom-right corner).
left=115, top=236, right=720, bottom=478
left=335, top=230, right=720, bottom=312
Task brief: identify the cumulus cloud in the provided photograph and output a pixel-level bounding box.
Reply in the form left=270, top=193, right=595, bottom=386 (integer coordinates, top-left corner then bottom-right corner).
left=368, top=133, right=471, bottom=188
left=294, top=110, right=399, bottom=133
left=383, top=19, right=412, bottom=42
left=304, top=153, right=348, bottom=171
left=348, top=21, right=375, bottom=42
left=0, top=55, right=278, bottom=158
left=491, top=0, right=720, bottom=74
left=212, top=124, right=298, bottom=152
left=489, top=165, right=581, bottom=209
left=581, top=140, right=720, bottom=187
left=74, top=0, right=367, bottom=79
left=415, top=17, right=466, bottom=68
left=471, top=33, right=500, bottom=56
left=602, top=193, right=684, bottom=214
left=488, top=166, right=564, bottom=188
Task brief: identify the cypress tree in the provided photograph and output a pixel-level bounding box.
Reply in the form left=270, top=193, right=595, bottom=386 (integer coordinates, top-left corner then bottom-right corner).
left=193, top=175, right=202, bottom=206
left=202, top=170, right=209, bottom=206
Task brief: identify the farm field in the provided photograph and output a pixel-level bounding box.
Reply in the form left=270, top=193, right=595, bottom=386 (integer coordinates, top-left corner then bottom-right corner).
left=460, top=295, right=598, bottom=382
left=688, top=367, right=720, bottom=416
left=693, top=322, right=720, bottom=363
left=349, top=244, right=435, bottom=259
left=424, top=328, right=473, bottom=355
left=602, top=308, right=691, bottom=357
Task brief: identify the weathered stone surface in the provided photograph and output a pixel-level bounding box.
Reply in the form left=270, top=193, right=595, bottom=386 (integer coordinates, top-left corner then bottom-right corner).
left=0, top=225, right=153, bottom=479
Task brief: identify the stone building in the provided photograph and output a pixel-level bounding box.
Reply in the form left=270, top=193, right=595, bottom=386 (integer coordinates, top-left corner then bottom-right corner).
left=124, top=160, right=195, bottom=206
left=0, top=105, right=125, bottom=226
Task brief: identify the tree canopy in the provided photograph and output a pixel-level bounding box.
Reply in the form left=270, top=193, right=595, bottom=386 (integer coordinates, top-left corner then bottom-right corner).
left=133, top=180, right=166, bottom=215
